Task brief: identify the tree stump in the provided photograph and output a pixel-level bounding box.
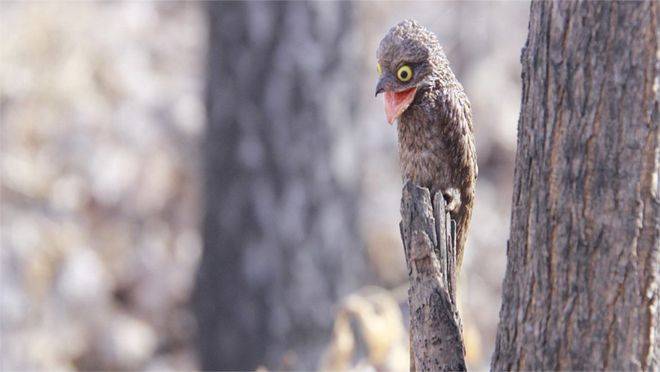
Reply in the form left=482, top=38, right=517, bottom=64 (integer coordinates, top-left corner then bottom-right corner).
left=400, top=181, right=466, bottom=371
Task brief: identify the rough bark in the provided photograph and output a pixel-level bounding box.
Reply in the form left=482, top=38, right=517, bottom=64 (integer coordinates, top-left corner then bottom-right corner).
left=492, top=1, right=659, bottom=371
left=194, top=2, right=368, bottom=370
left=400, top=182, right=466, bottom=371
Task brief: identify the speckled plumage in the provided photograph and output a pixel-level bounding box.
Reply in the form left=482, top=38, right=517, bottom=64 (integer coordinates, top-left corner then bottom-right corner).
left=377, top=20, right=477, bottom=268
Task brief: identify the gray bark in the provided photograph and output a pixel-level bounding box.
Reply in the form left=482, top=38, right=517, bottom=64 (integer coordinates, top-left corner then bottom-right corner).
left=492, top=1, right=659, bottom=370
left=400, top=182, right=466, bottom=371
left=194, top=2, right=368, bottom=370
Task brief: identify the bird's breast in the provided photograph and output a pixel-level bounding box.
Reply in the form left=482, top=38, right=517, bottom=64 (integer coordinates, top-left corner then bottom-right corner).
left=399, top=141, right=447, bottom=190
left=397, top=111, right=460, bottom=194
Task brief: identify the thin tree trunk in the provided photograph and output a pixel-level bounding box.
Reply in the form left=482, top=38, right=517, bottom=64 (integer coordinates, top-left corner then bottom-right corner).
left=400, top=182, right=466, bottom=371
left=492, top=1, right=658, bottom=370
left=194, top=2, right=368, bottom=370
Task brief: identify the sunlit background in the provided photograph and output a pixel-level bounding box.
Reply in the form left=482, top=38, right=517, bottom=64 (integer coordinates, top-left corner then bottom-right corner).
left=1, top=1, right=528, bottom=370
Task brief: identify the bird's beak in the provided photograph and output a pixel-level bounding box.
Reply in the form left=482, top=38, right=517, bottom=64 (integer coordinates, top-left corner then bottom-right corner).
left=375, top=79, right=386, bottom=97
left=375, top=78, right=417, bottom=125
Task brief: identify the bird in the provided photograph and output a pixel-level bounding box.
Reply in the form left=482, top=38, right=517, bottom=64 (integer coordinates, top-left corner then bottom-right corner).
left=375, top=20, right=477, bottom=269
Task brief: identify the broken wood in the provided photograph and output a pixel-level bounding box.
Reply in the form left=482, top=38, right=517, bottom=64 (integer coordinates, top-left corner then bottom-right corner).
left=400, top=181, right=466, bottom=371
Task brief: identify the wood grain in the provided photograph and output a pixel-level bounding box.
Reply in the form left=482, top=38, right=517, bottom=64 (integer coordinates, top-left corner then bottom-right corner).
left=400, top=181, right=466, bottom=371
left=492, top=1, right=658, bottom=370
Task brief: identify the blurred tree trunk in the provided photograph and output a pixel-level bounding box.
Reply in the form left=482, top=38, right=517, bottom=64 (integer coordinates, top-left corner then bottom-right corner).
left=492, top=1, right=658, bottom=371
left=194, top=2, right=368, bottom=370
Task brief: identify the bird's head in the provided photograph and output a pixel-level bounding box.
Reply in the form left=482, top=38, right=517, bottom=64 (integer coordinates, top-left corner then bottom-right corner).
left=375, top=20, right=443, bottom=124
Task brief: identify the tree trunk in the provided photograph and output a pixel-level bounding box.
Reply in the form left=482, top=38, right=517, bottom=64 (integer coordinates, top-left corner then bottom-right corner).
left=400, top=182, right=466, bottom=371
left=194, top=2, right=368, bottom=370
left=492, top=1, right=658, bottom=371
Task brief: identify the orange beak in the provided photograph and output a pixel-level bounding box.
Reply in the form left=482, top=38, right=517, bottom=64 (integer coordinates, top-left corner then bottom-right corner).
left=383, top=87, right=417, bottom=124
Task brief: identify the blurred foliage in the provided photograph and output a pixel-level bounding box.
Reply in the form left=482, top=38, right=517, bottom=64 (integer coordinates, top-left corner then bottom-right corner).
left=1, top=2, right=203, bottom=370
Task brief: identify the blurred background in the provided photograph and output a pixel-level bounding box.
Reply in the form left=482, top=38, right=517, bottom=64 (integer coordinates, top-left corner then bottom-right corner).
left=1, top=1, right=528, bottom=371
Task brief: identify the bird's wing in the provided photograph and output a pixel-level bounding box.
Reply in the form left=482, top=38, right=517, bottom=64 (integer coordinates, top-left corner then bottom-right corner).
left=459, top=92, right=478, bottom=181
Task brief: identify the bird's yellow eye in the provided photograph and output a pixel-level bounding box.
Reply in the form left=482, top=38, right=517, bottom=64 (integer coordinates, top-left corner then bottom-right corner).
left=397, top=65, right=413, bottom=82
left=377, top=63, right=382, bottom=76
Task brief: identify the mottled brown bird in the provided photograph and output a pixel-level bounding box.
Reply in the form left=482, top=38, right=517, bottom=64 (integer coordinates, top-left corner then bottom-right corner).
left=375, top=20, right=477, bottom=268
